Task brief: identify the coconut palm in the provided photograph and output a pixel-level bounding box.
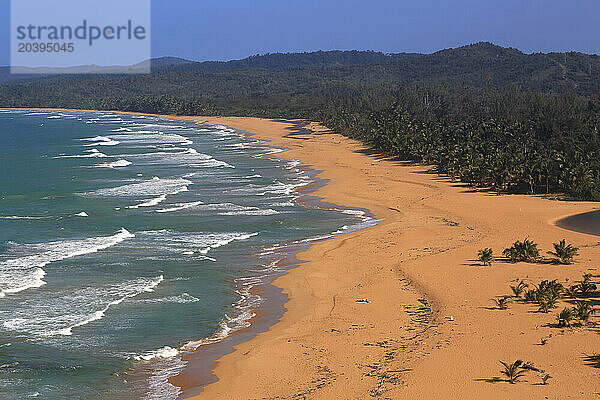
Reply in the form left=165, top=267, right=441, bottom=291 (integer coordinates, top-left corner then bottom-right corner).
left=565, top=285, right=579, bottom=298
left=477, top=248, right=493, bottom=266
left=510, top=280, right=528, bottom=297
left=548, top=239, right=579, bottom=264
left=499, top=360, right=528, bottom=384
left=557, top=307, right=575, bottom=327
left=574, top=301, right=595, bottom=325
left=536, top=280, right=564, bottom=298
left=503, top=239, right=540, bottom=263
left=577, top=274, right=597, bottom=295
left=537, top=297, right=557, bottom=313
left=493, top=296, right=511, bottom=310
left=541, top=374, right=551, bottom=385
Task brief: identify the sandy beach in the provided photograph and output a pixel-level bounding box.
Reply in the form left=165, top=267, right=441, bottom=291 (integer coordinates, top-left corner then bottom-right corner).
left=5, top=109, right=600, bottom=398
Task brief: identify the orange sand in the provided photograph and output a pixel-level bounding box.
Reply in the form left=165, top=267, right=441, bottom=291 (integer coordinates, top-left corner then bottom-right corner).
left=4, top=109, right=600, bottom=399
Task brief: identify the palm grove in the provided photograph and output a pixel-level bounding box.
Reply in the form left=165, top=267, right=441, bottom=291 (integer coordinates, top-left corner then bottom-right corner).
left=2, top=42, right=600, bottom=199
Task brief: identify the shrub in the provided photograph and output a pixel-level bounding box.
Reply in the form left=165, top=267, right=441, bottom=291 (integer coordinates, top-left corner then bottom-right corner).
left=578, top=274, right=597, bottom=295
left=548, top=239, right=579, bottom=264
left=541, top=374, right=551, bottom=385
left=524, top=289, right=538, bottom=302
left=524, top=279, right=563, bottom=313
left=574, top=301, right=596, bottom=325
left=510, top=279, right=528, bottom=297
left=503, top=239, right=540, bottom=263
left=557, top=307, right=575, bottom=327
left=499, top=360, right=528, bottom=383
left=537, top=280, right=564, bottom=298
left=537, top=297, right=557, bottom=313
left=565, top=285, right=579, bottom=297
left=478, top=248, right=494, bottom=266
left=493, top=296, right=511, bottom=310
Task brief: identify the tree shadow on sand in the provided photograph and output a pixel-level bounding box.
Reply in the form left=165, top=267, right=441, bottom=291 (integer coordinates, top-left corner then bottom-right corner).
left=474, top=377, right=505, bottom=384
left=583, top=354, right=600, bottom=368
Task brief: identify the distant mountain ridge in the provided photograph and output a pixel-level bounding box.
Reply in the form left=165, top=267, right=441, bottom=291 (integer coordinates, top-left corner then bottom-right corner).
left=2, top=42, right=600, bottom=105
left=2, top=42, right=600, bottom=91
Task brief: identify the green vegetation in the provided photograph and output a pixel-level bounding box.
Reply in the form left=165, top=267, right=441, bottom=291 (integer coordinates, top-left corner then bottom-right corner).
left=577, top=274, right=597, bottom=295
left=493, top=296, right=511, bottom=310
left=573, top=301, right=596, bottom=325
left=557, top=307, right=575, bottom=327
left=523, top=280, right=563, bottom=312
left=541, top=374, right=551, bottom=385
left=510, top=279, right=529, bottom=297
left=477, top=248, right=493, bottom=266
left=2, top=43, right=600, bottom=200
left=499, top=360, right=528, bottom=384
left=503, top=239, right=540, bottom=263
left=548, top=239, right=579, bottom=264
left=537, top=297, right=558, bottom=313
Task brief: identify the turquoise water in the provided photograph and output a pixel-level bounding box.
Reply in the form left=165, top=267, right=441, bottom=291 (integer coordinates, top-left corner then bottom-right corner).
left=0, top=110, right=374, bottom=399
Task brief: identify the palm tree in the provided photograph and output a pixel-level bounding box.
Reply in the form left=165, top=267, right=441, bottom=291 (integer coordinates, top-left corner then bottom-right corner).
left=557, top=307, right=575, bottom=327
left=537, top=297, right=557, bottom=313
left=510, top=280, right=528, bottom=297
left=548, top=239, right=579, bottom=264
left=503, top=239, right=539, bottom=263
left=478, top=248, right=493, bottom=266
left=499, top=360, right=528, bottom=383
left=493, top=296, right=511, bottom=310
left=574, top=301, right=596, bottom=325
left=578, top=274, right=597, bottom=295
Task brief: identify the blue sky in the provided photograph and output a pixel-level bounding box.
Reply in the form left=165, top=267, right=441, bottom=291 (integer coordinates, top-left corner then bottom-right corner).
left=1, top=0, right=599, bottom=65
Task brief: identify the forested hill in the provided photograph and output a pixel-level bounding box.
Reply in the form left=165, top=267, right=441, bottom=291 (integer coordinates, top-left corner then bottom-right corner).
left=149, top=42, right=600, bottom=94
left=2, top=42, right=600, bottom=200
left=2, top=42, right=600, bottom=93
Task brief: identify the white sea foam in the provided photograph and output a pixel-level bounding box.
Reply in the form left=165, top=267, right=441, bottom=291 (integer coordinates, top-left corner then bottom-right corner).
left=80, top=136, right=120, bottom=146
left=74, top=212, right=88, bottom=217
left=1, top=275, right=163, bottom=336
left=112, top=127, right=132, bottom=132
left=219, top=208, right=279, bottom=216
left=198, top=232, right=258, bottom=255
left=179, top=261, right=279, bottom=353
left=133, top=293, right=199, bottom=304
left=270, top=201, right=295, bottom=207
left=229, top=180, right=308, bottom=197
left=89, top=177, right=192, bottom=198
left=154, top=201, right=204, bottom=213
left=119, top=149, right=234, bottom=168
left=128, top=194, right=169, bottom=209
left=0, top=228, right=134, bottom=298
left=154, top=201, right=276, bottom=216
left=142, top=356, right=186, bottom=400
left=134, top=346, right=179, bottom=361
left=107, top=132, right=192, bottom=146
left=55, top=148, right=110, bottom=158
left=95, top=159, right=132, bottom=168
left=136, top=230, right=258, bottom=259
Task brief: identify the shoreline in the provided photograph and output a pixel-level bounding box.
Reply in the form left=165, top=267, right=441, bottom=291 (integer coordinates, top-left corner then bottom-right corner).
left=4, top=108, right=600, bottom=399
left=0, top=108, right=383, bottom=398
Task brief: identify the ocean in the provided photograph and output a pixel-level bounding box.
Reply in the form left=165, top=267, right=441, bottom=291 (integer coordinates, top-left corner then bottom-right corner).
left=0, top=110, right=376, bottom=399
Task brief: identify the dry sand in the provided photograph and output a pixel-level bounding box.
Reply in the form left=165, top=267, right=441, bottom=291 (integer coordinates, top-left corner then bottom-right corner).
left=5, top=109, right=600, bottom=398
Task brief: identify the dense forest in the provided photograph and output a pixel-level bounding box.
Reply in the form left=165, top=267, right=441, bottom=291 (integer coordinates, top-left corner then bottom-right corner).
left=2, top=42, right=600, bottom=200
